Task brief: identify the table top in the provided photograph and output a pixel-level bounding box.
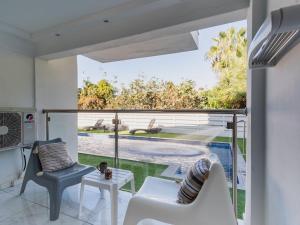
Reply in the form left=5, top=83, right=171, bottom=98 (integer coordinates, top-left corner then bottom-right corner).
left=83, top=167, right=134, bottom=188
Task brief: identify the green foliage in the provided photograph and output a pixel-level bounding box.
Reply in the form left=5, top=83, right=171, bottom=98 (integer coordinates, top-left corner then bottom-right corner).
left=205, top=27, right=247, bottom=109
left=111, top=78, right=204, bottom=109
left=78, top=27, right=247, bottom=110
left=78, top=153, right=167, bottom=192
left=78, top=79, right=115, bottom=109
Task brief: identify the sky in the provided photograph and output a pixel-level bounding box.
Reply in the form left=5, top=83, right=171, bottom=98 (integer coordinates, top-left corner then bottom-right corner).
left=77, top=20, right=246, bottom=90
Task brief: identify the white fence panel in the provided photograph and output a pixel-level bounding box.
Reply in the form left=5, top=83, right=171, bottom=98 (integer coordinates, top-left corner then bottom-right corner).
left=78, top=113, right=247, bottom=138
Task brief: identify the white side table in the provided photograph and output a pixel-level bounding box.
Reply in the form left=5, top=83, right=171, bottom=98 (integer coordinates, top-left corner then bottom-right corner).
left=79, top=168, right=135, bottom=225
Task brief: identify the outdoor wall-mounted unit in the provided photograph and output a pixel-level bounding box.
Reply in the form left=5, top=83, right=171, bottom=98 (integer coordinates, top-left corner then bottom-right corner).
left=248, top=4, right=300, bottom=69
left=0, top=110, right=36, bottom=151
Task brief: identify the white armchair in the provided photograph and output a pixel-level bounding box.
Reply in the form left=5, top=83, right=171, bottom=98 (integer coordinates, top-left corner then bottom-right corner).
left=123, top=162, right=236, bottom=225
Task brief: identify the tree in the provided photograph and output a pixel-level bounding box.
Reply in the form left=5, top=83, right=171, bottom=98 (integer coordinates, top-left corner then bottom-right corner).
left=205, top=27, right=247, bottom=109
left=77, top=28, right=247, bottom=110
left=110, top=78, right=205, bottom=109
left=111, top=78, right=163, bottom=109
left=78, top=79, right=115, bottom=109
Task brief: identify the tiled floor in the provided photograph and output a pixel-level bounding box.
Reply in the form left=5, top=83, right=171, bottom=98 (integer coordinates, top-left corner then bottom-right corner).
left=0, top=181, right=244, bottom=225
left=0, top=181, right=131, bottom=225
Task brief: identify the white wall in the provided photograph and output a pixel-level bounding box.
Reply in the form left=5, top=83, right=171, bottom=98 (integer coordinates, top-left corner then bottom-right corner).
left=0, top=50, right=34, bottom=107
left=264, top=1, right=300, bottom=225
left=0, top=49, right=34, bottom=188
left=35, top=56, right=78, bottom=160
left=265, top=43, right=300, bottom=225
left=247, top=1, right=300, bottom=225
left=0, top=38, right=78, bottom=188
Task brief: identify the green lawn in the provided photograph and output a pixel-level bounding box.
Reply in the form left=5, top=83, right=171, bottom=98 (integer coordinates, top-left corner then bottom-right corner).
left=237, top=189, right=246, bottom=219
left=78, top=153, right=168, bottom=191
left=78, top=153, right=245, bottom=219
left=230, top=188, right=246, bottom=220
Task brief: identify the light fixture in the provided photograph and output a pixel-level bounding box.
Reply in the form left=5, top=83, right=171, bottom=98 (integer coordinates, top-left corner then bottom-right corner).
left=248, top=4, right=300, bottom=69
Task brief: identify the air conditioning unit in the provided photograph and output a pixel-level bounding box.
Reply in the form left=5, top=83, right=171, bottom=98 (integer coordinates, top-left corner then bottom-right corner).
left=0, top=111, right=36, bottom=151
left=248, top=4, right=300, bottom=69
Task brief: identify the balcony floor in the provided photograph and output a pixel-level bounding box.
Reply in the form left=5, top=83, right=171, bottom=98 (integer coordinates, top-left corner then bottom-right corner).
left=0, top=180, right=244, bottom=225
left=0, top=181, right=133, bottom=225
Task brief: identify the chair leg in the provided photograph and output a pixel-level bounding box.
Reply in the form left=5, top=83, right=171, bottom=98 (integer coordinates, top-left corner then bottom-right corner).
left=48, top=187, right=63, bottom=221
left=20, top=178, right=29, bottom=195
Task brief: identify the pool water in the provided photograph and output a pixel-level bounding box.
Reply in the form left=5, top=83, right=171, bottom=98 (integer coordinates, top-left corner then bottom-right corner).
left=208, top=142, right=233, bottom=182
left=171, top=142, right=233, bottom=182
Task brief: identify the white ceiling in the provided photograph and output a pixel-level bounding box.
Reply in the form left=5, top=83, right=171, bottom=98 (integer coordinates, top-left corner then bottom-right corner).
left=85, top=32, right=199, bottom=62
left=0, top=0, right=136, bottom=33
left=0, top=0, right=249, bottom=60
left=0, top=0, right=182, bottom=33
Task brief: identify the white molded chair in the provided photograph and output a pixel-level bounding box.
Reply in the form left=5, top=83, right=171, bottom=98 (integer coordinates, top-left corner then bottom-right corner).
left=123, top=163, right=236, bottom=225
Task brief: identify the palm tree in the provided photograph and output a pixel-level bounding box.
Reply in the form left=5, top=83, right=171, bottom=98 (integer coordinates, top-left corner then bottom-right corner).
left=205, top=27, right=247, bottom=109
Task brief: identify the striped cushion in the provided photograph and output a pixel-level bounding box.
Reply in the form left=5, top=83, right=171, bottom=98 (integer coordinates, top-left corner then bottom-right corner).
left=177, top=158, right=211, bottom=204
left=38, top=142, right=75, bottom=172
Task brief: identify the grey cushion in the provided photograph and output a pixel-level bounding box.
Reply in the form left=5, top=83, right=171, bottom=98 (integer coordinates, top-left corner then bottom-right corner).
left=38, top=142, right=75, bottom=172
left=177, top=158, right=211, bottom=204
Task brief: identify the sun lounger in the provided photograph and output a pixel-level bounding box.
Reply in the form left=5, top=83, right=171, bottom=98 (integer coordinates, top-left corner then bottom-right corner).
left=129, top=119, right=162, bottom=134
left=81, top=119, right=104, bottom=131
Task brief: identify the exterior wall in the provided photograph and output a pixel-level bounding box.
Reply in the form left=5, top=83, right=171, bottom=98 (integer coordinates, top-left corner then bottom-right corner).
left=246, top=0, right=267, bottom=225
left=247, top=0, right=300, bottom=225
left=0, top=49, right=34, bottom=188
left=35, top=57, right=78, bottom=160
left=264, top=1, right=300, bottom=225
left=0, top=48, right=78, bottom=187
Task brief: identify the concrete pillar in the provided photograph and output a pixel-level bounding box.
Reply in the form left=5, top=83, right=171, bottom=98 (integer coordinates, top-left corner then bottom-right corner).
left=245, top=0, right=267, bottom=224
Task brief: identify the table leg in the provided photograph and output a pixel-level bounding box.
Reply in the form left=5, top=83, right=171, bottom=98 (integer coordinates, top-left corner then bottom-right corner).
left=130, top=177, right=136, bottom=196
left=99, top=186, right=105, bottom=199
left=110, top=184, right=118, bottom=225
left=79, top=181, right=85, bottom=218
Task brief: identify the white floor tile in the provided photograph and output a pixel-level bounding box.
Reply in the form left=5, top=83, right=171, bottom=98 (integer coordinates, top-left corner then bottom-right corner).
left=1, top=182, right=131, bottom=225
left=1, top=182, right=175, bottom=225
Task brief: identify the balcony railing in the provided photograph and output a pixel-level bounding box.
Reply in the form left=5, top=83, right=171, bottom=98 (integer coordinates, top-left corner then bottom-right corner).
left=43, top=108, right=247, bottom=219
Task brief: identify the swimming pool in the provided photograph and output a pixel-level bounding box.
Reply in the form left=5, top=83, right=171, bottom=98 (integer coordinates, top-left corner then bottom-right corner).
left=78, top=133, right=234, bottom=182
left=208, top=142, right=233, bottom=182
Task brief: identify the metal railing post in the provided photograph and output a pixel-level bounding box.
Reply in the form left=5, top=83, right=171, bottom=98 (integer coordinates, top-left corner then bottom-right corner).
left=237, top=119, right=246, bottom=157
left=232, top=114, right=238, bottom=217
left=113, top=112, right=119, bottom=168
left=243, top=122, right=246, bottom=156
left=46, top=112, right=50, bottom=141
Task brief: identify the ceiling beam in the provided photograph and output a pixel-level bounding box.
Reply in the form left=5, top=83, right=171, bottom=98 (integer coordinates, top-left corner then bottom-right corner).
left=38, top=5, right=247, bottom=60
left=84, top=32, right=199, bottom=63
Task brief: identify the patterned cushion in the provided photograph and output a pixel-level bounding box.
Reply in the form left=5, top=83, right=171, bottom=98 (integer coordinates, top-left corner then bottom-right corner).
left=177, top=158, right=211, bottom=204
left=38, top=142, right=75, bottom=172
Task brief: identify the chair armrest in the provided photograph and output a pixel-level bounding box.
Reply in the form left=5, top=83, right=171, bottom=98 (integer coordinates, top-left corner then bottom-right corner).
left=130, top=195, right=182, bottom=208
